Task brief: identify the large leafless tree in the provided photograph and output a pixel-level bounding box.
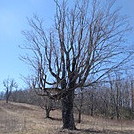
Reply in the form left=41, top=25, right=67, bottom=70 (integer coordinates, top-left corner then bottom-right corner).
left=21, top=0, right=131, bottom=130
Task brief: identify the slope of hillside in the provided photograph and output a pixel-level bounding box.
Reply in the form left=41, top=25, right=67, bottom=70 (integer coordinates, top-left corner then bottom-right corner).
left=0, top=101, right=134, bottom=134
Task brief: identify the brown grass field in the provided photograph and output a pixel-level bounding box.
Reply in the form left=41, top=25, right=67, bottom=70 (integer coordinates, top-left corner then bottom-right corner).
left=0, top=101, right=134, bottom=134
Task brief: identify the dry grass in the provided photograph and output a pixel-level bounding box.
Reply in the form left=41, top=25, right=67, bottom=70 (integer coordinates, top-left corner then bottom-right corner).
left=0, top=101, right=134, bottom=134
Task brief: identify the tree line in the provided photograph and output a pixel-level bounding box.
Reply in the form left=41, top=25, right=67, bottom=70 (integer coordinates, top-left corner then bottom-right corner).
left=74, top=74, right=134, bottom=122
left=1, top=73, right=134, bottom=122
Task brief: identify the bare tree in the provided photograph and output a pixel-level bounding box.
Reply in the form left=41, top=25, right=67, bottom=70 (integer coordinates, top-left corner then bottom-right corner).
left=3, top=78, right=18, bottom=103
left=38, top=96, right=54, bottom=118
left=130, top=79, right=134, bottom=112
left=21, top=0, right=131, bottom=130
left=74, top=88, right=84, bottom=123
left=0, top=91, right=4, bottom=100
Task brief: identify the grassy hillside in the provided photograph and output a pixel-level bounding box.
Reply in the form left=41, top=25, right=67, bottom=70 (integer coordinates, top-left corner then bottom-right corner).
left=0, top=101, right=134, bottom=134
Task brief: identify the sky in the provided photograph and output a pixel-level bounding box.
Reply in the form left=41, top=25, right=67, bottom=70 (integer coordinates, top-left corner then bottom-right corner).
left=0, top=0, right=134, bottom=91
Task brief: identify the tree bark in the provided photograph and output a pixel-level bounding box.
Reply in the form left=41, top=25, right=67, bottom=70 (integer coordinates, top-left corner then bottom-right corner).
left=116, top=105, right=120, bottom=120
left=62, top=90, right=76, bottom=130
left=90, top=93, right=94, bottom=116
left=45, top=108, right=51, bottom=118
left=78, top=110, right=81, bottom=123
left=6, top=97, right=8, bottom=103
left=6, top=91, right=9, bottom=103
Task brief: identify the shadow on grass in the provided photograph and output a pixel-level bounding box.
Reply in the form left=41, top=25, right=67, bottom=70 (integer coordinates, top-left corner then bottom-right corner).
left=77, top=128, right=103, bottom=134
left=45, top=117, right=62, bottom=121
left=58, top=128, right=104, bottom=134
left=58, top=128, right=134, bottom=134
left=79, top=129, right=134, bottom=134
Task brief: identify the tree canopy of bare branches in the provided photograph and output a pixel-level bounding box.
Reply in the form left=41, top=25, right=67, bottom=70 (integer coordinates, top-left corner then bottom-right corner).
left=21, top=0, right=131, bottom=130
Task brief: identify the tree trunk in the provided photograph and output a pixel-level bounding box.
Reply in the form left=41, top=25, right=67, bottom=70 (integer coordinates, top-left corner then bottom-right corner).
left=78, top=110, right=81, bottom=123
left=116, top=105, right=120, bottom=120
left=6, top=91, right=9, bottom=103
left=45, top=108, right=50, bottom=118
left=62, top=90, right=76, bottom=130
left=6, top=97, right=8, bottom=103
left=90, top=93, right=94, bottom=116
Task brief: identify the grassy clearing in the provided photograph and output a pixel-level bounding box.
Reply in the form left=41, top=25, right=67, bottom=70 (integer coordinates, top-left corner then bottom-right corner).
left=0, top=101, right=134, bottom=134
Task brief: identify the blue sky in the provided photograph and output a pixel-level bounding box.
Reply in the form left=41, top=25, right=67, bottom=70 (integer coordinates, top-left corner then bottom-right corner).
left=0, top=0, right=134, bottom=91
